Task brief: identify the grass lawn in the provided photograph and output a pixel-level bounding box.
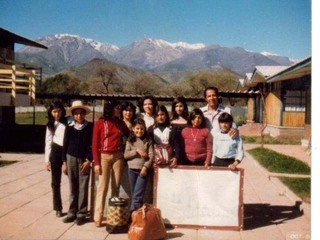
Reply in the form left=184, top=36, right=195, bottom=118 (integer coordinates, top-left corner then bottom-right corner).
left=0, top=160, right=18, bottom=167
left=279, top=177, right=310, bottom=203
left=247, top=147, right=310, bottom=174
left=242, top=135, right=301, bottom=145
left=247, top=147, right=310, bottom=203
left=15, top=112, right=47, bottom=125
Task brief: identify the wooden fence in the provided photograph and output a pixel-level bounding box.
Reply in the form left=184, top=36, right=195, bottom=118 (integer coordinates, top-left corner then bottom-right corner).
left=0, top=61, right=38, bottom=106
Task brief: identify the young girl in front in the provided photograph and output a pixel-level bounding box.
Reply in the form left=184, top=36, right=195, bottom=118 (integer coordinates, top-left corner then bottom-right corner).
left=124, top=118, right=154, bottom=213
left=44, top=100, right=67, bottom=218
left=181, top=108, right=212, bottom=166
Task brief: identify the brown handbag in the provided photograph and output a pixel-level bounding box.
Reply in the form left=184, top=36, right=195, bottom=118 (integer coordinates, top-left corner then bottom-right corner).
left=154, top=144, right=173, bottom=165
left=128, top=204, right=167, bottom=240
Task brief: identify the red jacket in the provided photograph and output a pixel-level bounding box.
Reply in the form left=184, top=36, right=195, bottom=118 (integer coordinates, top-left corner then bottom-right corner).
left=181, top=127, right=212, bottom=165
left=92, top=118, right=129, bottom=166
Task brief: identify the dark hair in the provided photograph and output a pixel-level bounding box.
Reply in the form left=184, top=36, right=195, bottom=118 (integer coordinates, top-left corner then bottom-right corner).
left=103, top=99, right=120, bottom=119
left=171, top=96, right=189, bottom=121
left=47, top=100, right=66, bottom=134
left=154, top=105, right=170, bottom=127
left=137, top=95, right=158, bottom=115
left=218, top=112, right=233, bottom=123
left=120, top=101, right=136, bottom=122
left=128, top=118, right=148, bottom=144
left=187, top=108, right=206, bottom=128
left=203, top=86, right=219, bottom=98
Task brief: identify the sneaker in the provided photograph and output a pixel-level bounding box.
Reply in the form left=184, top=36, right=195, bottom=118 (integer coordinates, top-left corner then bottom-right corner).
left=63, top=215, right=76, bottom=223
left=110, top=197, right=126, bottom=202
left=110, top=197, right=118, bottom=202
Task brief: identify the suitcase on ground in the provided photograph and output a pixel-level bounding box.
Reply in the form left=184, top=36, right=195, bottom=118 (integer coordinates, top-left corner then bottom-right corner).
left=105, top=197, right=130, bottom=233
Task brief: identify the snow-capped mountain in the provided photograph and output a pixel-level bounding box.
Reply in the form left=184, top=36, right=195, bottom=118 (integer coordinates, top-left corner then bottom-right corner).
left=113, top=37, right=205, bottom=69
left=260, top=51, right=294, bottom=65
left=16, top=34, right=119, bottom=74
left=16, top=34, right=294, bottom=77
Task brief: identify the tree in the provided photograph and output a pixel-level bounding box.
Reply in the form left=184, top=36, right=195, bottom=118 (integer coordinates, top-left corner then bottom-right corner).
left=95, top=65, right=124, bottom=94
left=124, top=73, right=164, bottom=95
left=183, top=69, right=240, bottom=98
left=40, top=73, right=81, bottom=94
left=162, top=82, right=190, bottom=97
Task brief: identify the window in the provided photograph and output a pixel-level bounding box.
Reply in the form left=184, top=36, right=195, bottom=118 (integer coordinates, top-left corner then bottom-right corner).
left=283, top=90, right=306, bottom=112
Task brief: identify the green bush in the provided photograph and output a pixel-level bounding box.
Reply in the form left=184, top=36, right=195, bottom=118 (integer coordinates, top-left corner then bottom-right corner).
left=234, top=116, right=247, bottom=126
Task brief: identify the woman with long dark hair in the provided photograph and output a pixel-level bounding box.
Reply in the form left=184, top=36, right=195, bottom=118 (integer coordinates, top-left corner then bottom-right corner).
left=121, top=101, right=136, bottom=130
left=170, top=96, right=189, bottom=126
left=44, top=100, right=67, bottom=217
left=170, top=96, right=189, bottom=164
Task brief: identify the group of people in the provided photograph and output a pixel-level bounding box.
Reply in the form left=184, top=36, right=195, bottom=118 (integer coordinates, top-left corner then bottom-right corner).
left=44, top=86, right=244, bottom=227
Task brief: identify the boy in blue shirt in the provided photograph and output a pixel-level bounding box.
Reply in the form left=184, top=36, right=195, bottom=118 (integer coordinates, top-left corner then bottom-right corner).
left=212, top=112, right=244, bottom=170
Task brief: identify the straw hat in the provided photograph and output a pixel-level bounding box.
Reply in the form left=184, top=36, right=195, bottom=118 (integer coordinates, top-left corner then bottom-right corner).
left=67, top=100, right=91, bottom=115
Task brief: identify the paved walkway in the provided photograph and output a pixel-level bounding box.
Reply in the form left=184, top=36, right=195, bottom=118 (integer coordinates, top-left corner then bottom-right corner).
left=0, top=144, right=311, bottom=240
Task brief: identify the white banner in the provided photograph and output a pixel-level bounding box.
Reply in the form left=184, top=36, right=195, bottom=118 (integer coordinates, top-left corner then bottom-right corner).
left=154, top=166, right=244, bottom=230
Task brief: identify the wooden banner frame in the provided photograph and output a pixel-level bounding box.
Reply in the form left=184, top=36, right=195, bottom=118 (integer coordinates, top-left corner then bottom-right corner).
left=153, top=166, right=244, bottom=230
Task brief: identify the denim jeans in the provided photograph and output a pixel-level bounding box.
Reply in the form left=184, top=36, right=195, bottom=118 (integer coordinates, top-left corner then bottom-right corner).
left=128, top=168, right=148, bottom=212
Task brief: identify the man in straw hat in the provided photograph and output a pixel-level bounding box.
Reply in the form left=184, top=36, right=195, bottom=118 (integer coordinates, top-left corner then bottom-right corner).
left=62, top=100, right=93, bottom=225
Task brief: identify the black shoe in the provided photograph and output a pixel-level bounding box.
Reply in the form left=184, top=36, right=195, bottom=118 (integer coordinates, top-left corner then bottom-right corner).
left=56, top=210, right=63, bottom=218
left=75, top=217, right=86, bottom=226
left=63, top=215, right=76, bottom=223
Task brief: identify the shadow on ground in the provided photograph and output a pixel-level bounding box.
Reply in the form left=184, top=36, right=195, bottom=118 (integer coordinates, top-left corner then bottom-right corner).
left=166, top=232, right=185, bottom=239
left=243, top=202, right=304, bottom=230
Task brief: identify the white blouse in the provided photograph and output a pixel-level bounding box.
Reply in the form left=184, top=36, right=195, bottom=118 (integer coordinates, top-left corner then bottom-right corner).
left=44, top=121, right=66, bottom=162
left=138, top=113, right=155, bottom=130
left=153, top=127, right=171, bottom=145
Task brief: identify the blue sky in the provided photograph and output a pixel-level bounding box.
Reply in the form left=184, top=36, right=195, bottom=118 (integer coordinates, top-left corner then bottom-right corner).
left=1, top=0, right=311, bottom=60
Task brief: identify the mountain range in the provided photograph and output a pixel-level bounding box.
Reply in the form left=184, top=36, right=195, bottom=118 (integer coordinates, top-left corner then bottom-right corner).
left=16, top=34, right=294, bottom=82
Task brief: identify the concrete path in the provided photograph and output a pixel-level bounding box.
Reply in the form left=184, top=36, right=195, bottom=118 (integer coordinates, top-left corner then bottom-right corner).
left=0, top=144, right=311, bottom=240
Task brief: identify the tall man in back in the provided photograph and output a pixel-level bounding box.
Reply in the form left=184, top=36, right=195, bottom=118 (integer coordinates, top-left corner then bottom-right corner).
left=200, top=86, right=238, bottom=164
